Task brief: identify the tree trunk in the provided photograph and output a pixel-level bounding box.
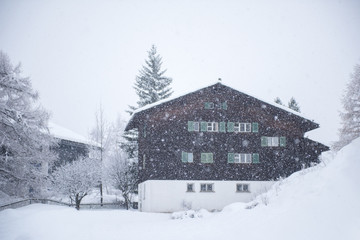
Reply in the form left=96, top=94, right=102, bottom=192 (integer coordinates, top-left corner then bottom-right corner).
left=100, top=182, right=103, bottom=206
left=75, top=193, right=81, bottom=210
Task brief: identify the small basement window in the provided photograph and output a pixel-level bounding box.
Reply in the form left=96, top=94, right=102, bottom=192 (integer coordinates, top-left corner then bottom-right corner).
left=187, top=183, right=194, bottom=192
left=200, top=183, right=214, bottom=192
left=236, top=184, right=250, bottom=192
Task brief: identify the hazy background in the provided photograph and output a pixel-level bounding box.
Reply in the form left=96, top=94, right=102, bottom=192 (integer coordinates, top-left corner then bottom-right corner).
left=1, top=0, right=359, bottom=145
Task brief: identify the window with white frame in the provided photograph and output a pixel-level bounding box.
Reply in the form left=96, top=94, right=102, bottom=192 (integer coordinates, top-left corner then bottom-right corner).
left=234, top=122, right=251, bottom=132
left=236, top=184, right=249, bottom=192
left=234, top=153, right=252, bottom=163
left=200, top=183, right=214, bottom=192
left=261, top=136, right=286, bottom=147
left=207, top=122, right=218, bottom=132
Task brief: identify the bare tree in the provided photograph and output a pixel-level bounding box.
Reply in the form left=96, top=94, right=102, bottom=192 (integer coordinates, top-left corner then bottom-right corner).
left=51, top=157, right=101, bottom=210
left=106, top=150, right=138, bottom=209
left=90, top=104, right=114, bottom=205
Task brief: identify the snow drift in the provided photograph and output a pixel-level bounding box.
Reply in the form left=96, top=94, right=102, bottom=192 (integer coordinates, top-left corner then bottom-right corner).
left=1, top=138, right=359, bottom=240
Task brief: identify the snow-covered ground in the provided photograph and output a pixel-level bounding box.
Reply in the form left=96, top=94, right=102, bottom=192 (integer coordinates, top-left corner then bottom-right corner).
left=1, top=138, right=360, bottom=240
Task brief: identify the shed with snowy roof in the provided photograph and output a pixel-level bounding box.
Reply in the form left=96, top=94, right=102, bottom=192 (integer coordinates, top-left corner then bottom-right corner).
left=125, top=82, right=329, bottom=212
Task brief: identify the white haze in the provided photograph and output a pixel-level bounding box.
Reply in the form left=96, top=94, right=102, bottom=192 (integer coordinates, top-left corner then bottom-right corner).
left=1, top=0, right=360, bottom=145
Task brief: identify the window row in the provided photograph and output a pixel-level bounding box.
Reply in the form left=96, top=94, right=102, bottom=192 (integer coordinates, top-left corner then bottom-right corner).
left=186, top=183, right=250, bottom=193
left=188, top=121, right=259, bottom=133
left=181, top=151, right=260, bottom=164
left=261, top=136, right=286, bottom=147
left=228, top=153, right=260, bottom=164
left=204, top=102, right=227, bottom=110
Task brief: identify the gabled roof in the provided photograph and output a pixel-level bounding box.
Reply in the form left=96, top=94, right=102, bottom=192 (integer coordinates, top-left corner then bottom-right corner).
left=48, top=122, right=100, bottom=147
left=126, top=82, right=319, bottom=131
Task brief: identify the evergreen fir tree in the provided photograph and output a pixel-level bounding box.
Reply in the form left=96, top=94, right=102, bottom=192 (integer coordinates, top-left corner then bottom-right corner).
left=122, top=45, right=173, bottom=161
left=288, top=97, right=301, bottom=112
left=128, top=45, right=173, bottom=114
left=274, top=97, right=283, bottom=105
left=334, top=63, right=360, bottom=151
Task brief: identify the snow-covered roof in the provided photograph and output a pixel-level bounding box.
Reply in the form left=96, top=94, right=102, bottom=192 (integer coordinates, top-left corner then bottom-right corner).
left=48, top=122, right=100, bottom=147
left=128, top=81, right=317, bottom=124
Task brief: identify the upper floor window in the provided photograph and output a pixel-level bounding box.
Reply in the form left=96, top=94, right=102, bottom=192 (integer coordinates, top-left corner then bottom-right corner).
left=204, top=101, right=227, bottom=110
left=204, top=102, right=214, bottom=109
left=201, top=153, right=214, bottom=163
left=234, top=122, right=251, bottom=132
left=228, top=122, right=258, bottom=133
left=188, top=121, right=199, bottom=132
left=261, top=136, right=286, bottom=147
left=207, top=122, right=218, bottom=132
left=181, top=151, right=193, bottom=163
left=228, top=153, right=259, bottom=164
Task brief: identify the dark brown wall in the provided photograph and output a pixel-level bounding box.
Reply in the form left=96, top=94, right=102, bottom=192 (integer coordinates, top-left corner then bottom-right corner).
left=135, top=84, right=327, bottom=182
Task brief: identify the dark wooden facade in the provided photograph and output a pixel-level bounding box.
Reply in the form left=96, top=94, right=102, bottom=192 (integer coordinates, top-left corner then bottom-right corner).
left=126, top=83, right=329, bottom=183
left=52, top=139, right=90, bottom=168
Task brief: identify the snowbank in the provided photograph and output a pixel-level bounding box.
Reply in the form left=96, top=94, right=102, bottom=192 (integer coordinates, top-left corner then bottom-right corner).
left=1, top=138, right=359, bottom=240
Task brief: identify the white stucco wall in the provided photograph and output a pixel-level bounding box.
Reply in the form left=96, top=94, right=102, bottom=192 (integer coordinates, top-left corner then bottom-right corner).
left=138, top=180, right=275, bottom=212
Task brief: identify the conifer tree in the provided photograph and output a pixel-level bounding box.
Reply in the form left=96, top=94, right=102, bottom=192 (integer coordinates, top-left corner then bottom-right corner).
left=274, top=97, right=283, bottom=105
left=128, top=45, right=173, bottom=114
left=122, top=45, right=173, bottom=159
left=334, top=63, right=360, bottom=151
left=288, top=97, right=301, bottom=112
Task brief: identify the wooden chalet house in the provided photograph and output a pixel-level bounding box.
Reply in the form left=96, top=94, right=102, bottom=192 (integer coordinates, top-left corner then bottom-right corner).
left=126, top=82, right=329, bottom=212
left=48, top=122, right=100, bottom=169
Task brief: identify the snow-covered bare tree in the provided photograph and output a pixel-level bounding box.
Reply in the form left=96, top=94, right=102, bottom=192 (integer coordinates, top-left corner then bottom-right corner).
left=106, top=150, right=138, bottom=209
left=334, top=63, right=360, bottom=151
left=0, top=50, right=56, bottom=198
left=51, top=157, right=101, bottom=210
left=288, top=97, right=301, bottom=112
left=90, top=104, right=114, bottom=205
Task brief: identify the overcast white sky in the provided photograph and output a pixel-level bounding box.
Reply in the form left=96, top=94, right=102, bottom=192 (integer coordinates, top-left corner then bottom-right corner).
left=1, top=0, right=360, bottom=145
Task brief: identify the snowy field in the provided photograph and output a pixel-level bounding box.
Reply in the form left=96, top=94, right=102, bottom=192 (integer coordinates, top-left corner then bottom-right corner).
left=1, top=138, right=360, bottom=240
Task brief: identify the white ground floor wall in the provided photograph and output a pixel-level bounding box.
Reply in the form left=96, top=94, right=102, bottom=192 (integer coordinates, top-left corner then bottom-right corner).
left=138, top=180, right=275, bottom=213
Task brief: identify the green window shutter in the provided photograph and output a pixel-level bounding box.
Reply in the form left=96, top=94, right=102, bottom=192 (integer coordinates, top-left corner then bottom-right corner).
left=188, top=121, right=194, bottom=131
left=208, top=153, right=214, bottom=163
left=280, top=137, right=286, bottom=147
left=219, top=122, right=226, bottom=132
left=261, top=137, right=268, bottom=147
left=204, top=102, right=213, bottom=109
left=252, top=153, right=260, bottom=163
left=228, top=153, right=235, bottom=163
left=227, top=122, right=234, bottom=132
left=188, top=153, right=193, bottom=163
left=252, top=123, right=259, bottom=133
left=181, top=151, right=188, bottom=163
left=201, top=153, right=207, bottom=163
left=201, top=121, right=207, bottom=132
left=222, top=102, right=228, bottom=110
